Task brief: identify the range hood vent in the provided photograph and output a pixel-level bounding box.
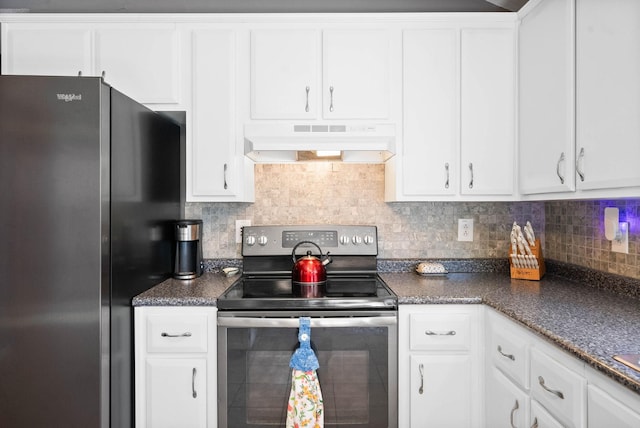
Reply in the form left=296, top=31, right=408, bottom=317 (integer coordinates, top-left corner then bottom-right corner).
left=244, top=123, right=396, bottom=163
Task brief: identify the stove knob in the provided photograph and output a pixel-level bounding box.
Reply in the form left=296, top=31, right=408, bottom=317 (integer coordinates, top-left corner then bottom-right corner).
left=340, top=235, right=351, bottom=245
left=257, top=235, right=269, bottom=246
left=245, top=235, right=256, bottom=246
left=352, top=235, right=363, bottom=245
left=363, top=235, right=375, bottom=245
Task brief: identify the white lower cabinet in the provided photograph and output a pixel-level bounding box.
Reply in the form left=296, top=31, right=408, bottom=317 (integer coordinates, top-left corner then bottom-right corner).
left=135, top=306, right=217, bottom=428
left=399, top=304, right=482, bottom=427
left=485, top=307, right=640, bottom=428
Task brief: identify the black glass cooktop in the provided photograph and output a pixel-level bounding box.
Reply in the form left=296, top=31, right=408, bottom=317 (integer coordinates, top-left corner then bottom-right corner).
left=216, top=274, right=397, bottom=311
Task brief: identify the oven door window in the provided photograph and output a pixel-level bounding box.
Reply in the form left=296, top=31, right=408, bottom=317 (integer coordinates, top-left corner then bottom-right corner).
left=219, top=323, right=394, bottom=428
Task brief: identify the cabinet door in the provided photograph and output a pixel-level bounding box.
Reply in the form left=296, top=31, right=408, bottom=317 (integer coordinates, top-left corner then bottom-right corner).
left=95, top=24, right=180, bottom=105
left=409, top=354, right=473, bottom=428
left=189, top=29, right=241, bottom=200
left=460, top=27, right=516, bottom=196
left=323, top=29, right=391, bottom=119
left=486, top=366, right=529, bottom=428
left=519, top=0, right=575, bottom=195
left=530, top=399, right=565, bottom=428
left=146, top=358, right=207, bottom=428
left=402, top=28, right=458, bottom=196
left=576, top=0, right=640, bottom=190
left=250, top=29, right=319, bottom=119
left=587, top=384, right=640, bottom=428
left=1, top=23, right=91, bottom=76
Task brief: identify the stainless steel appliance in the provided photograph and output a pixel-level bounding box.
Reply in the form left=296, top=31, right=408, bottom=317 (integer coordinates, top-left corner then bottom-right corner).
left=173, top=219, right=204, bottom=279
left=0, top=75, right=182, bottom=428
left=217, top=225, right=398, bottom=428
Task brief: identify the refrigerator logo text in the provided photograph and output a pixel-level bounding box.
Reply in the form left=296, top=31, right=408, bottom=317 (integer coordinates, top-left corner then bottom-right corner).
left=57, top=93, right=82, bottom=102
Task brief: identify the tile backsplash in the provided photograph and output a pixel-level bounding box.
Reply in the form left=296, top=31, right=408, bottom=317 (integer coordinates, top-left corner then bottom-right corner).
left=185, top=164, right=639, bottom=280
left=545, top=199, right=640, bottom=279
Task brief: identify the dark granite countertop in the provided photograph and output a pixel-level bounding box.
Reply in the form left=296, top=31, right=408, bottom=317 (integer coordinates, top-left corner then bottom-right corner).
left=133, top=262, right=640, bottom=396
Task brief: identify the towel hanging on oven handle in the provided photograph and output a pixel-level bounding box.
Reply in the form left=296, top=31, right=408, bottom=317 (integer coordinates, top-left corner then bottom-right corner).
left=286, top=317, right=324, bottom=428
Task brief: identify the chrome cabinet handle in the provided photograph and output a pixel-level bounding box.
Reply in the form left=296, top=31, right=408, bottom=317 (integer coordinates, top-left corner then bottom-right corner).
left=161, top=332, right=192, bottom=338
left=418, top=363, right=424, bottom=394
left=556, top=152, right=565, bottom=184
left=531, top=417, right=538, bottom=428
left=78, top=71, right=83, bottom=77
left=576, top=147, right=585, bottom=182
left=510, top=399, right=519, bottom=428
left=223, top=163, right=228, bottom=190
left=101, top=70, right=106, bottom=79
left=468, top=163, right=474, bottom=189
left=538, top=375, right=564, bottom=399
left=192, top=367, right=197, bottom=398
left=305, top=86, right=310, bottom=113
left=329, top=86, right=334, bottom=112
left=445, top=163, right=450, bottom=189
left=498, top=345, right=515, bottom=361
left=425, top=330, right=456, bottom=336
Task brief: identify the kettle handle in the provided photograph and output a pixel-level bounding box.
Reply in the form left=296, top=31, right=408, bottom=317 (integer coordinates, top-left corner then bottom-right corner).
left=291, top=241, right=324, bottom=264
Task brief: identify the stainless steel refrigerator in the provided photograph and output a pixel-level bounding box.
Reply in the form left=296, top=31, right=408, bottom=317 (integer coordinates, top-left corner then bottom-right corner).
left=0, top=75, right=183, bottom=427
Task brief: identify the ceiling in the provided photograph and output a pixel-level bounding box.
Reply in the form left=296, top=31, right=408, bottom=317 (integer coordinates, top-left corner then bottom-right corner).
left=1, top=0, right=529, bottom=13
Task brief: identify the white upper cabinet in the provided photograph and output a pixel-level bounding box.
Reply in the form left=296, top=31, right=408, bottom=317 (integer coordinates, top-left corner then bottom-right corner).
left=1, top=23, right=92, bottom=76
left=250, top=27, right=394, bottom=121
left=576, top=0, right=640, bottom=192
left=388, top=18, right=517, bottom=202
left=322, top=29, right=391, bottom=119
left=518, top=0, right=575, bottom=195
left=1, top=21, right=182, bottom=107
left=95, top=24, right=180, bottom=105
left=460, top=27, right=516, bottom=196
left=400, top=28, right=458, bottom=197
left=186, top=27, right=254, bottom=202
left=250, top=29, right=319, bottom=119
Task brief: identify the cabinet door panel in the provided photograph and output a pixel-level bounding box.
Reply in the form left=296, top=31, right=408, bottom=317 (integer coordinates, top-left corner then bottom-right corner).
left=95, top=25, right=180, bottom=104
left=460, top=27, right=515, bottom=196
left=146, top=358, right=207, bottom=428
left=486, top=366, right=529, bottom=428
left=530, top=399, right=565, bottom=428
left=519, top=0, right=575, bottom=195
left=587, top=384, right=640, bottom=428
left=576, top=0, right=640, bottom=190
left=402, top=28, right=458, bottom=196
left=190, top=29, right=238, bottom=199
left=251, top=29, right=318, bottom=119
left=2, top=24, right=91, bottom=76
left=323, top=29, right=391, bottom=119
left=410, top=354, right=472, bottom=428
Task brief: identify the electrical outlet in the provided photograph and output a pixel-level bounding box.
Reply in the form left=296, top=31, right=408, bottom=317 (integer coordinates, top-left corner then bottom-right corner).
left=458, top=219, right=474, bottom=242
left=235, top=219, right=251, bottom=244
left=611, top=222, right=629, bottom=254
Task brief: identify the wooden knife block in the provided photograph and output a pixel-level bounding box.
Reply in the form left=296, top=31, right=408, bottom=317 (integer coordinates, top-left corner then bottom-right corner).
left=509, top=238, right=545, bottom=280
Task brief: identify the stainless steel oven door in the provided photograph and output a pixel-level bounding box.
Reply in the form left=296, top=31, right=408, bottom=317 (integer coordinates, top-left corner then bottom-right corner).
left=217, top=311, right=398, bottom=428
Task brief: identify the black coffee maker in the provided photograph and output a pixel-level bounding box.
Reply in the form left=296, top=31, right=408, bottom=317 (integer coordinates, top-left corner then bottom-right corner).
left=173, top=220, right=204, bottom=279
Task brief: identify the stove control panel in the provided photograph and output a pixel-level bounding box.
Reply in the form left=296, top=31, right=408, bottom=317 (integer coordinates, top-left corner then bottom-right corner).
left=242, top=225, right=378, bottom=256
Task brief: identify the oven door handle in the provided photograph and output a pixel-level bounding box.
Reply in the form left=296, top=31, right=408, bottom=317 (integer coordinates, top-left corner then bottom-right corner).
left=217, top=315, right=397, bottom=328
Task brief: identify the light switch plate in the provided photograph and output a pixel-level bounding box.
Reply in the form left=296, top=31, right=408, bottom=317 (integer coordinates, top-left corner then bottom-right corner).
left=458, top=219, right=474, bottom=242
left=235, top=219, right=251, bottom=244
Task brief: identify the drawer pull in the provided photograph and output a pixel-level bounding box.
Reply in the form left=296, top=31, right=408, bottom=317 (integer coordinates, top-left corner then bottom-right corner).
left=418, top=363, right=424, bottom=394
left=538, top=375, right=564, bottom=399
left=498, top=345, right=515, bottom=361
left=425, top=330, right=456, bottom=336
left=161, top=332, right=192, bottom=338
left=192, top=367, right=198, bottom=398
left=305, top=86, right=310, bottom=112
left=531, top=417, right=538, bottom=428
left=510, top=399, right=519, bottom=428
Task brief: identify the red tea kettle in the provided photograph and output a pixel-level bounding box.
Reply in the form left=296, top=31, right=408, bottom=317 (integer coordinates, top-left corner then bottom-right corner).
left=291, top=241, right=332, bottom=285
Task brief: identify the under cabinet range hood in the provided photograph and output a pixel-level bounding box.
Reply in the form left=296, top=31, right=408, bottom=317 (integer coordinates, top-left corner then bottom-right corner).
left=244, top=123, right=396, bottom=163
